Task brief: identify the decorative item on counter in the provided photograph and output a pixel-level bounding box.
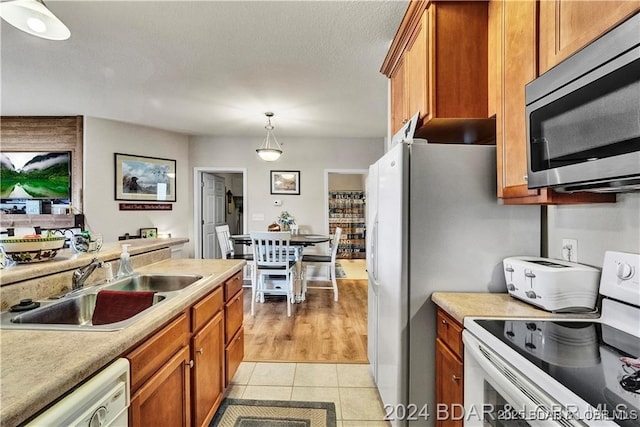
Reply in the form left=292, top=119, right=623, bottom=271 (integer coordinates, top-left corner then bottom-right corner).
left=0, top=234, right=66, bottom=263
left=158, top=232, right=172, bottom=239
left=267, top=222, right=281, bottom=232
left=71, top=231, right=103, bottom=253
left=276, top=211, right=295, bottom=231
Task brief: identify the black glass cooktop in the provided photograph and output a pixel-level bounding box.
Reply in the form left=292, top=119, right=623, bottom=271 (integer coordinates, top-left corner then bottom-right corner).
left=476, top=319, right=640, bottom=426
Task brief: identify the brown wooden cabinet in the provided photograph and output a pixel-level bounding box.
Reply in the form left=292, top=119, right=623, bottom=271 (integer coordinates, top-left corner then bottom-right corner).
left=405, top=9, right=428, bottom=128
left=435, top=308, right=463, bottom=427
left=390, top=56, right=408, bottom=135
left=224, top=272, right=245, bottom=387
left=128, top=270, right=245, bottom=427
left=489, top=0, right=617, bottom=205
left=191, top=312, right=224, bottom=427
left=130, top=345, right=192, bottom=427
left=382, top=1, right=494, bottom=143
left=538, top=1, right=640, bottom=74
left=128, top=313, right=191, bottom=427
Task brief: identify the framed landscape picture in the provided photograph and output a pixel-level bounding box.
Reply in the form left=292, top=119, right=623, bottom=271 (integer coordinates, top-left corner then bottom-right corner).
left=270, top=170, right=300, bottom=195
left=115, top=153, right=176, bottom=202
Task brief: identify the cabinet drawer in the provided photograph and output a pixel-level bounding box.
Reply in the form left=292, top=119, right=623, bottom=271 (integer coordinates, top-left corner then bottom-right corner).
left=127, top=313, right=190, bottom=392
left=225, top=326, right=244, bottom=387
left=225, top=289, right=243, bottom=343
left=191, top=287, right=223, bottom=333
left=224, top=272, right=243, bottom=301
left=436, top=309, right=463, bottom=359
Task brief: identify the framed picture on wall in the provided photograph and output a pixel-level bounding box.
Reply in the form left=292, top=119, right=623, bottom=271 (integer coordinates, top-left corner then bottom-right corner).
left=270, top=170, right=300, bottom=195
left=114, top=153, right=176, bottom=202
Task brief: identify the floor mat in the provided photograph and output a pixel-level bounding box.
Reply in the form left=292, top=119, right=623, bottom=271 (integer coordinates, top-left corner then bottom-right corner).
left=210, top=398, right=337, bottom=427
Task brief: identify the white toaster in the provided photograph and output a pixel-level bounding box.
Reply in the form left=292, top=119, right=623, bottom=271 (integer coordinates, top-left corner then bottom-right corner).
left=502, top=256, right=601, bottom=312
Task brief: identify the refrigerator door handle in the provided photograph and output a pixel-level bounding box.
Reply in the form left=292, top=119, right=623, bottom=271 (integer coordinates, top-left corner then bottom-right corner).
left=370, top=214, right=378, bottom=282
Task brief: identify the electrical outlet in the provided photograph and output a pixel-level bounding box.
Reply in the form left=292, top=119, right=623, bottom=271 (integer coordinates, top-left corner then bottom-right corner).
left=562, top=239, right=578, bottom=262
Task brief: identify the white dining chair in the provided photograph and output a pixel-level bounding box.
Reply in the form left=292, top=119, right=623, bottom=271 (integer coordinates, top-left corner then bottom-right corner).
left=301, top=227, right=342, bottom=301
left=250, top=231, right=297, bottom=317
left=215, top=225, right=254, bottom=282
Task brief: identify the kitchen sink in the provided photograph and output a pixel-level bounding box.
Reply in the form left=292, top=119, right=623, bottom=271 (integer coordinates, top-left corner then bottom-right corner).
left=9, top=292, right=165, bottom=327
left=0, top=273, right=206, bottom=331
left=103, top=274, right=203, bottom=293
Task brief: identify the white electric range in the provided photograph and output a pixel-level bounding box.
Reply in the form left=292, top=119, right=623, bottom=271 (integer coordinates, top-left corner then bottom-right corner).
left=463, top=251, right=640, bottom=426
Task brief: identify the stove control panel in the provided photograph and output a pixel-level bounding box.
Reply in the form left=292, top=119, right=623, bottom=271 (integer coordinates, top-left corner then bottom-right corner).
left=600, top=251, right=640, bottom=305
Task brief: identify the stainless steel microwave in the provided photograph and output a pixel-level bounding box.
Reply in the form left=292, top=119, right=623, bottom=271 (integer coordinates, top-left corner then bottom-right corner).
left=525, top=12, right=640, bottom=193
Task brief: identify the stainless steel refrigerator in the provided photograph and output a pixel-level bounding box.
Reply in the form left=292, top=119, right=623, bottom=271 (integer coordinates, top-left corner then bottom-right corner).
left=366, top=141, right=541, bottom=427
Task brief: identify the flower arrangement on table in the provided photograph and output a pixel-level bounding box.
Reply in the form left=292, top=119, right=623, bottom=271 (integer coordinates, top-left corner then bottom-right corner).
left=276, top=211, right=296, bottom=231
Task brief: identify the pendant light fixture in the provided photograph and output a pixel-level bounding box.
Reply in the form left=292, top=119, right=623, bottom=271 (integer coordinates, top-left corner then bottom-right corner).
left=0, top=0, right=70, bottom=41
left=256, top=112, right=283, bottom=162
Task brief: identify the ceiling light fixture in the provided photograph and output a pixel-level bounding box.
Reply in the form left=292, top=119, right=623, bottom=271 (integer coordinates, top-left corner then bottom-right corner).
left=0, top=0, right=70, bottom=41
left=256, top=112, right=283, bottom=162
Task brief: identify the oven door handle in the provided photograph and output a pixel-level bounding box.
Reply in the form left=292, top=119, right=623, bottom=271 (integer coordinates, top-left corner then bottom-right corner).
left=463, top=331, right=586, bottom=427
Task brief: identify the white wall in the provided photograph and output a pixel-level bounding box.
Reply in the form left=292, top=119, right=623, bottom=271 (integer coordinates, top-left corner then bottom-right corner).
left=547, top=193, right=640, bottom=267
left=189, top=136, right=384, bottom=235
left=83, top=117, right=192, bottom=252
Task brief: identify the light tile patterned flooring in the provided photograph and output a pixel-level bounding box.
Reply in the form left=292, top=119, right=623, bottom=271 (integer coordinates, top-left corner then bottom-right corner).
left=225, top=361, right=391, bottom=426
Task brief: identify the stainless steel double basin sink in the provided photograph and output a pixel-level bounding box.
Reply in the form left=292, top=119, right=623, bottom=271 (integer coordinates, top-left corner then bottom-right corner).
left=0, top=274, right=204, bottom=331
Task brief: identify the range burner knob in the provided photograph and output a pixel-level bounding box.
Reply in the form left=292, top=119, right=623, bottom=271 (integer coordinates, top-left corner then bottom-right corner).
left=616, top=262, right=635, bottom=280
left=525, top=290, right=537, bottom=299
left=507, top=283, right=516, bottom=291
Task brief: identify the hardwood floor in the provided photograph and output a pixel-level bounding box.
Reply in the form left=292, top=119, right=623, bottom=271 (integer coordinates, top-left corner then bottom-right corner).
left=243, top=279, right=369, bottom=363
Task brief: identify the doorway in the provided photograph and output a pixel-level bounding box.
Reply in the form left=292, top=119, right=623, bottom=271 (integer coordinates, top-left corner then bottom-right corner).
left=324, top=169, right=367, bottom=260
left=193, top=168, right=248, bottom=259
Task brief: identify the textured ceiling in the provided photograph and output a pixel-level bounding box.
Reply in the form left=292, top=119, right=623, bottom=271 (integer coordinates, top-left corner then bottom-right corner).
left=0, top=1, right=407, bottom=138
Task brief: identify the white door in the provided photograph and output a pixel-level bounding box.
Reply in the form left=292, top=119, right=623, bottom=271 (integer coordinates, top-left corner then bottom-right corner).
left=202, top=174, right=226, bottom=259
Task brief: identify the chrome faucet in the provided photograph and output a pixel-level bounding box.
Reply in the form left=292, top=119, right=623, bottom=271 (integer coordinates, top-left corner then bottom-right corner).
left=72, top=258, right=103, bottom=290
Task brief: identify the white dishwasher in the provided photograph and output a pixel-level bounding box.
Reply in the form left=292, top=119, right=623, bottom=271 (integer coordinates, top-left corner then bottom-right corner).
left=27, top=358, right=130, bottom=427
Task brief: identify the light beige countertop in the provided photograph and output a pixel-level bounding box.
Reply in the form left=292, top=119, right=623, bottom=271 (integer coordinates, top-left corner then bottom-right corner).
left=0, top=237, right=188, bottom=286
left=431, top=292, right=600, bottom=324
left=0, top=258, right=245, bottom=427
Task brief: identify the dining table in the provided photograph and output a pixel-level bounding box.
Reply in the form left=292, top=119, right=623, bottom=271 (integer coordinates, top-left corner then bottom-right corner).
left=230, top=233, right=331, bottom=302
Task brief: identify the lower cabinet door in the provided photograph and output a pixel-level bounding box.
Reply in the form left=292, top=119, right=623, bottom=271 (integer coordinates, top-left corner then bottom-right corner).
left=435, top=338, right=464, bottom=427
left=192, top=311, right=224, bottom=427
left=130, top=345, right=191, bottom=427
left=225, top=326, right=244, bottom=387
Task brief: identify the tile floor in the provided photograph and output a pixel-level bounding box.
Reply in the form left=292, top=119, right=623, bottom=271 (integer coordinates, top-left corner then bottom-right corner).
left=224, top=362, right=391, bottom=427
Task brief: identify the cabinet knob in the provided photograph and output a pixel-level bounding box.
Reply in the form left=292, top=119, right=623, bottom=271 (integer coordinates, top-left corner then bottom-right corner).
left=452, top=375, right=460, bottom=382
left=185, top=360, right=194, bottom=368
left=441, top=319, right=448, bottom=326
left=196, top=348, right=204, bottom=355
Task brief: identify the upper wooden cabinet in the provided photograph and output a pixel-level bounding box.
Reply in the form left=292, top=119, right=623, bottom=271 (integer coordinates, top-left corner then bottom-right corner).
left=382, top=1, right=495, bottom=144
left=390, top=57, right=407, bottom=135
left=538, top=1, right=640, bottom=74
left=489, top=0, right=617, bottom=204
